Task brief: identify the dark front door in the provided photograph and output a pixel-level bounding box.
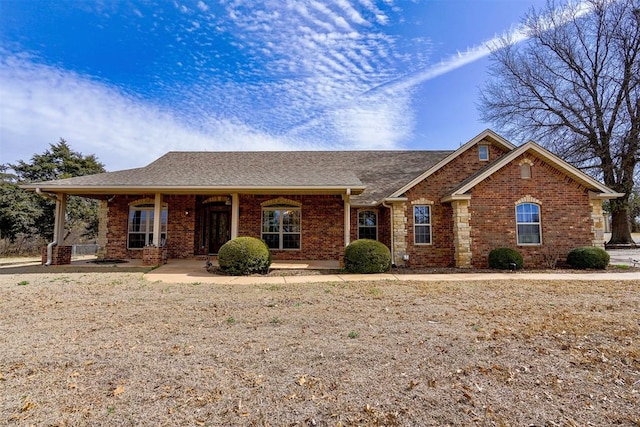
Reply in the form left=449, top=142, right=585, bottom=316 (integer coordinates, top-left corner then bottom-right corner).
left=208, top=211, right=230, bottom=254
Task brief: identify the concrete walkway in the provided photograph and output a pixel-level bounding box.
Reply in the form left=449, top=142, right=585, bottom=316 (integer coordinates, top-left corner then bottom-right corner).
left=2, top=252, right=638, bottom=284
left=144, top=258, right=639, bottom=284
left=144, top=269, right=639, bottom=284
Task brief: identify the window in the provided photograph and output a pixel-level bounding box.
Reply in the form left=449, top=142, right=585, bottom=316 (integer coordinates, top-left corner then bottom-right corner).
left=262, top=205, right=301, bottom=250
left=478, top=145, right=489, bottom=161
left=520, top=163, right=532, bottom=179
left=414, top=205, right=432, bottom=244
left=128, top=204, right=167, bottom=249
left=516, top=203, right=541, bottom=244
left=358, top=210, right=377, bottom=240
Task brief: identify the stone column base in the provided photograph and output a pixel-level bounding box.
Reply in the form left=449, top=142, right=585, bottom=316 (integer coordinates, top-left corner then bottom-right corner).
left=143, top=246, right=168, bottom=266
left=41, top=245, right=72, bottom=265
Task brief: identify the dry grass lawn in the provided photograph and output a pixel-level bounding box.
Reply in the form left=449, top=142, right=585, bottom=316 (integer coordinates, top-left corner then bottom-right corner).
left=1, top=271, right=638, bottom=426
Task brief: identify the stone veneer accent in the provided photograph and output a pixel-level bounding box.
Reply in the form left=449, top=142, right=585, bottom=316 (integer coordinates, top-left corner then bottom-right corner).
left=390, top=201, right=408, bottom=266
left=41, top=245, right=72, bottom=265
left=451, top=199, right=472, bottom=268
left=589, top=199, right=606, bottom=247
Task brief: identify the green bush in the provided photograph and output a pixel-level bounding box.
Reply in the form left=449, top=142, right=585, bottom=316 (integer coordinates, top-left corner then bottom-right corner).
left=566, top=246, right=610, bottom=270
left=344, top=239, right=392, bottom=274
left=488, top=247, right=524, bottom=270
left=217, top=237, right=272, bottom=276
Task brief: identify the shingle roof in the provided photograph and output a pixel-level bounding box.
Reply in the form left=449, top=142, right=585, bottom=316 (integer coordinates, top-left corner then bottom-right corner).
left=26, top=150, right=454, bottom=205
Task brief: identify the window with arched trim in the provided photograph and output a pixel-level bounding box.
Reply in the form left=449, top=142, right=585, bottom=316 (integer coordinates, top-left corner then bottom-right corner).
left=516, top=203, right=541, bottom=244
left=358, top=210, right=377, bottom=240
left=520, top=163, right=531, bottom=179
left=261, top=204, right=301, bottom=250
left=128, top=204, right=168, bottom=249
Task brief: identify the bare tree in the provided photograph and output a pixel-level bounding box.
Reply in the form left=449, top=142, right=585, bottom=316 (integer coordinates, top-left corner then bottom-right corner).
left=479, top=0, right=640, bottom=245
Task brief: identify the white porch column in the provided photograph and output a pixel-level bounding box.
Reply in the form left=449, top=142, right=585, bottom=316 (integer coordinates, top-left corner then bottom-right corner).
left=343, top=189, right=351, bottom=247
left=53, top=193, right=67, bottom=244
left=231, top=193, right=240, bottom=239
left=152, top=193, right=162, bottom=246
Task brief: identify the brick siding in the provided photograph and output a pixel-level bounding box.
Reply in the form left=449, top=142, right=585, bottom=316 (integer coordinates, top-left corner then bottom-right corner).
left=403, top=140, right=509, bottom=267
left=104, top=195, right=196, bottom=260
left=41, top=245, right=72, bottom=265
left=468, top=154, right=593, bottom=268
left=238, top=194, right=345, bottom=260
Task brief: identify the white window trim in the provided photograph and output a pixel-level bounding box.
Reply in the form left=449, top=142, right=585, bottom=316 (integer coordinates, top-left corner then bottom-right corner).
left=261, top=206, right=302, bottom=251
left=127, top=204, right=167, bottom=250
left=413, top=205, right=432, bottom=245
left=357, top=210, right=378, bottom=240
left=478, top=144, right=489, bottom=161
left=516, top=203, right=542, bottom=245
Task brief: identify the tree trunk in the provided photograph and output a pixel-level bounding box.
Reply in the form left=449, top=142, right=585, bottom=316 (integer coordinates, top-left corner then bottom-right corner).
left=608, top=199, right=635, bottom=245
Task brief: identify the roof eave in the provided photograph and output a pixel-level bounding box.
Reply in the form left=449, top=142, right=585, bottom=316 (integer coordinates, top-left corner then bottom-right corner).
left=23, top=184, right=367, bottom=196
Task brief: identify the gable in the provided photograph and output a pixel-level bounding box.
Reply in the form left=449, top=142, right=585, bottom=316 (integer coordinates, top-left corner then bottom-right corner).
left=388, top=129, right=516, bottom=199
left=442, top=141, right=623, bottom=201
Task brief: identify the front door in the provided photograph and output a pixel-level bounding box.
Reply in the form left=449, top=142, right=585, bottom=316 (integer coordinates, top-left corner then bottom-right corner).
left=208, top=210, right=230, bottom=254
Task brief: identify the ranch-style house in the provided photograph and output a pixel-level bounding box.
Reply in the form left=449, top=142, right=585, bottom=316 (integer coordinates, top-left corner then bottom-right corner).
left=25, top=130, right=622, bottom=268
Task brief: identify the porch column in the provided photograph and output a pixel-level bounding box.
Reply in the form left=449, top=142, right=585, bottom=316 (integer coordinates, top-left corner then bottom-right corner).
left=343, top=190, right=351, bottom=247
left=451, top=199, right=472, bottom=268
left=389, top=201, right=408, bottom=267
left=152, top=193, right=163, bottom=246
left=231, top=193, right=239, bottom=239
left=43, top=192, right=72, bottom=266
left=96, top=200, right=108, bottom=260
left=589, top=198, right=606, bottom=248
left=53, top=193, right=67, bottom=244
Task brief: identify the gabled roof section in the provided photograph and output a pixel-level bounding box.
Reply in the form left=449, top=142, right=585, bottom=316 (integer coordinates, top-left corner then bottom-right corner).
left=442, top=141, right=624, bottom=201
left=388, top=129, right=516, bottom=199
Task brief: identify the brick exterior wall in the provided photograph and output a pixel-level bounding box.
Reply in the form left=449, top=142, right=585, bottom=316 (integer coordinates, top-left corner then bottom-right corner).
left=41, top=245, right=72, bottom=265
left=238, top=194, right=345, bottom=260
left=403, top=140, right=509, bottom=267
left=142, top=246, right=168, bottom=266
left=104, top=195, right=196, bottom=260
left=349, top=207, right=391, bottom=249
left=468, top=154, right=594, bottom=268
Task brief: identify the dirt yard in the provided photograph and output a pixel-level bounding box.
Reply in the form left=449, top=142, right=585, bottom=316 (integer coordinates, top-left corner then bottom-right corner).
left=1, top=271, right=638, bottom=426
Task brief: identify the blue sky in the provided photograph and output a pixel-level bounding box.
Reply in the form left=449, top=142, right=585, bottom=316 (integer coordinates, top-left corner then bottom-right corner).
left=1, top=0, right=552, bottom=171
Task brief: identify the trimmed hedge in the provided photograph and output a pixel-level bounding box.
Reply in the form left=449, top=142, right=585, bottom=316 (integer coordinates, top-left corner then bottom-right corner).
left=566, top=246, right=609, bottom=270
left=217, top=236, right=272, bottom=276
left=488, top=247, right=524, bottom=270
left=344, top=239, right=392, bottom=274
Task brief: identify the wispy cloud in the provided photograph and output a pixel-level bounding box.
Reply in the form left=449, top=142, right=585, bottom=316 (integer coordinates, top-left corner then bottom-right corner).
left=0, top=53, right=297, bottom=170
left=366, top=0, right=594, bottom=95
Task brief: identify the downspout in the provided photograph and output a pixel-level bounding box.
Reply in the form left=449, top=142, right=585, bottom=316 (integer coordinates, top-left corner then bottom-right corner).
left=36, top=188, right=60, bottom=266
left=381, top=201, right=395, bottom=266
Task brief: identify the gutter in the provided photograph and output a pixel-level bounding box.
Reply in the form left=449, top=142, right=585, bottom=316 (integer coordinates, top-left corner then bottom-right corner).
left=35, top=188, right=60, bottom=266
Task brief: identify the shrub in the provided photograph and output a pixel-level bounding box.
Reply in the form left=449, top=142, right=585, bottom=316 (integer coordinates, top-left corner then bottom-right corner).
left=344, top=239, right=391, bottom=274
left=488, top=247, right=524, bottom=270
left=217, top=237, right=272, bottom=276
left=566, top=246, right=610, bottom=270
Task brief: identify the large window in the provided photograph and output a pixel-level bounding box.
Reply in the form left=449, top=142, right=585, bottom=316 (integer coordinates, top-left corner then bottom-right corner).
left=128, top=204, right=167, bottom=249
left=262, top=205, right=301, bottom=250
left=414, top=205, right=432, bottom=244
left=358, top=210, right=377, bottom=240
left=516, top=203, right=541, bottom=244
